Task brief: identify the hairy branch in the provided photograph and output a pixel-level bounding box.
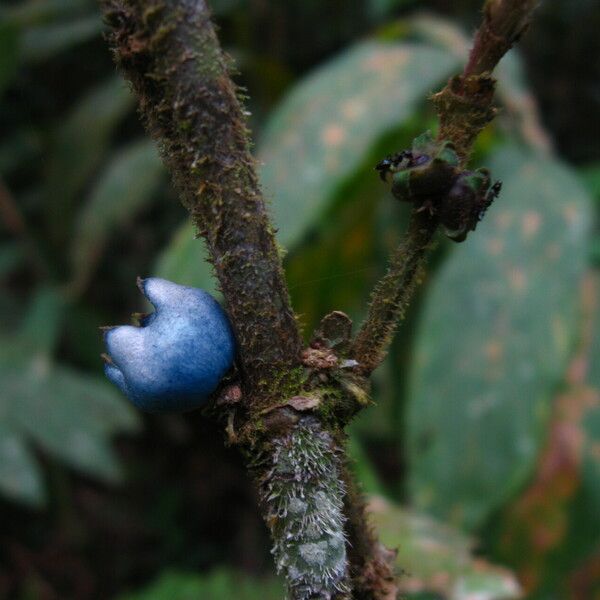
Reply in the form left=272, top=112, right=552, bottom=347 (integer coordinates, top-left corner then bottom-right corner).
left=351, top=0, right=541, bottom=374
left=464, top=0, right=541, bottom=79
left=351, top=213, right=436, bottom=375
left=100, top=0, right=302, bottom=407
left=342, top=463, right=398, bottom=599
left=435, top=0, right=542, bottom=161
left=256, top=415, right=351, bottom=599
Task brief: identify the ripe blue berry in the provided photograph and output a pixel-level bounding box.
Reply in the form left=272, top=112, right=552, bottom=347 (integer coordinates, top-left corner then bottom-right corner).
left=103, top=278, right=236, bottom=413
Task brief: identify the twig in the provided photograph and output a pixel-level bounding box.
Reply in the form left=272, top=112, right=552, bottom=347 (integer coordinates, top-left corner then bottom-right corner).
left=464, top=0, right=541, bottom=79
left=351, top=0, right=541, bottom=374
left=435, top=0, right=542, bottom=162
left=407, top=13, right=551, bottom=154
left=351, top=212, right=436, bottom=375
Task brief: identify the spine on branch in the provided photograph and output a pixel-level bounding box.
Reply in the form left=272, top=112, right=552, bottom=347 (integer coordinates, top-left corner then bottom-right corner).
left=100, top=0, right=302, bottom=406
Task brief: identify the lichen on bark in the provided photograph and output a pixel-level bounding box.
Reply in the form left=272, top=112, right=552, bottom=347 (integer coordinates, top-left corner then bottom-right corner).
left=255, top=415, right=351, bottom=599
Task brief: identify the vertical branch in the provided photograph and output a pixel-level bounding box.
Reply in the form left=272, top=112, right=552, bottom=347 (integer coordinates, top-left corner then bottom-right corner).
left=100, top=0, right=302, bottom=406
left=100, top=3, right=353, bottom=598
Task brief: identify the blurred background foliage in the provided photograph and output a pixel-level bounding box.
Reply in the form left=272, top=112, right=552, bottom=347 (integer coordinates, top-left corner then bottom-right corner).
left=0, top=0, right=599, bottom=598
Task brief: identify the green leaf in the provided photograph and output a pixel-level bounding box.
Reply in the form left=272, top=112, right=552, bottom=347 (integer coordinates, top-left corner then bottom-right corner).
left=492, top=388, right=600, bottom=597
left=369, top=0, right=419, bottom=20
left=211, top=0, right=247, bottom=16
left=369, top=498, right=521, bottom=599
left=45, top=76, right=134, bottom=239
left=21, top=15, right=102, bottom=62
left=259, top=40, right=460, bottom=248
left=0, top=424, right=45, bottom=507
left=153, top=221, right=217, bottom=294
left=286, top=179, right=382, bottom=330
left=590, top=236, right=600, bottom=266
left=117, top=569, right=283, bottom=600
left=560, top=294, right=600, bottom=568
left=10, top=367, right=137, bottom=466
left=580, top=163, right=600, bottom=199
left=71, top=140, right=165, bottom=290
left=0, top=0, right=98, bottom=80
left=346, top=433, right=385, bottom=496
left=491, top=276, right=600, bottom=597
left=0, top=333, right=140, bottom=502
left=20, top=286, right=66, bottom=357
left=407, top=145, right=592, bottom=530
left=588, top=282, right=600, bottom=391
left=0, top=129, right=42, bottom=174
left=557, top=275, right=600, bottom=575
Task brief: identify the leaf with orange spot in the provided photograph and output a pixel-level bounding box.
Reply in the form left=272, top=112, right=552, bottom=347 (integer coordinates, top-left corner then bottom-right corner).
left=155, top=40, right=459, bottom=288
left=259, top=40, right=460, bottom=249
left=493, top=275, right=600, bottom=597
left=496, top=388, right=593, bottom=592
left=407, top=145, right=593, bottom=530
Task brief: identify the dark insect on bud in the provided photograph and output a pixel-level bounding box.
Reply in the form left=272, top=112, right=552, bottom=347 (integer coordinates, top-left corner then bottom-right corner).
left=375, top=151, right=419, bottom=182
left=376, top=132, right=501, bottom=242
left=438, top=169, right=502, bottom=242
left=379, top=133, right=460, bottom=207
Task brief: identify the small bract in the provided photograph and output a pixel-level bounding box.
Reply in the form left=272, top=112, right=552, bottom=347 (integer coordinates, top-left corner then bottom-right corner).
left=103, top=278, right=236, bottom=413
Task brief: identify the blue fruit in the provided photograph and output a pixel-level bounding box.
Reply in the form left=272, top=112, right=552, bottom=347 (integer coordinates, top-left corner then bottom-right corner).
left=103, top=278, right=236, bottom=413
